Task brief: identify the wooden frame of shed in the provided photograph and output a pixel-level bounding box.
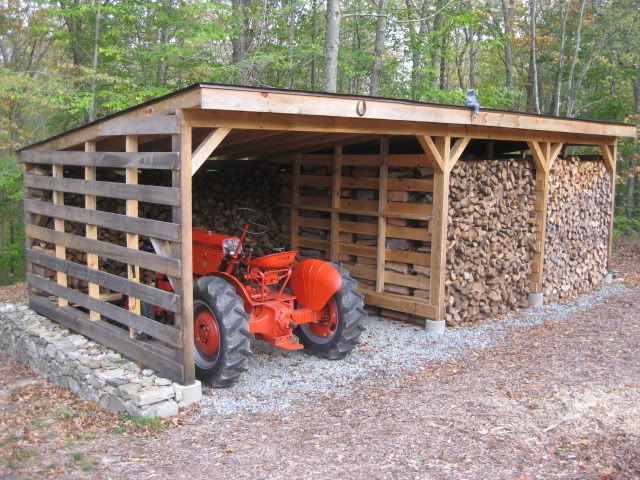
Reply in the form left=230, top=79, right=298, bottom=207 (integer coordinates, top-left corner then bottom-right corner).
left=18, top=84, right=637, bottom=386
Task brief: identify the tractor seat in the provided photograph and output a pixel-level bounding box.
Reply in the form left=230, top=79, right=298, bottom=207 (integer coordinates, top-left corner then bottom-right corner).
left=248, top=251, right=299, bottom=269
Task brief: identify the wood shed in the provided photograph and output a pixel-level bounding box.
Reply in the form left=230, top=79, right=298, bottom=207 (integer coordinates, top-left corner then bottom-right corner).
left=18, top=84, right=637, bottom=387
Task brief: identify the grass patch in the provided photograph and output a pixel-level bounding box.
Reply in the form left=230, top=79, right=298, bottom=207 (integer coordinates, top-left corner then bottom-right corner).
left=80, top=432, right=97, bottom=440
left=30, top=417, right=45, bottom=430
left=57, top=405, right=75, bottom=419
left=71, top=452, right=99, bottom=472
left=112, top=426, right=126, bottom=435
left=123, top=415, right=165, bottom=430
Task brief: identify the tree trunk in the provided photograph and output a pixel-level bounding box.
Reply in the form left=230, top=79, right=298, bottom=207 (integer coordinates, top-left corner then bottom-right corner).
left=231, top=0, right=247, bottom=84
left=287, top=0, right=297, bottom=89
left=500, top=0, right=514, bottom=91
left=566, top=0, right=587, bottom=117
left=88, top=0, right=102, bottom=123
left=370, top=0, right=387, bottom=96
left=550, top=0, right=568, bottom=116
left=323, top=0, right=341, bottom=93
left=310, top=0, right=318, bottom=90
left=628, top=68, right=640, bottom=217
left=465, top=26, right=476, bottom=89
left=156, top=0, right=171, bottom=88
left=528, top=0, right=541, bottom=114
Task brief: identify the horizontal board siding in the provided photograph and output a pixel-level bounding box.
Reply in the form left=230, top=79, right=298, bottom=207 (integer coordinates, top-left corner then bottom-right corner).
left=98, top=115, right=179, bottom=136
left=384, top=271, right=429, bottom=289
left=24, top=199, right=180, bottom=242
left=20, top=151, right=180, bottom=170
left=361, top=289, right=436, bottom=317
left=27, top=249, right=180, bottom=312
left=29, top=273, right=181, bottom=347
left=29, top=295, right=184, bottom=383
left=24, top=174, right=180, bottom=206
left=25, top=224, right=182, bottom=277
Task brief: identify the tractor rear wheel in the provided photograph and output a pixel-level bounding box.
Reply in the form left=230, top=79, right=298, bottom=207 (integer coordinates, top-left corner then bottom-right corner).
left=297, top=263, right=366, bottom=359
left=193, top=276, right=252, bottom=388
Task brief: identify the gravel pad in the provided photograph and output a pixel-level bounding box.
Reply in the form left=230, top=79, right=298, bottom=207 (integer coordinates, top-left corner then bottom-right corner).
left=200, top=284, right=626, bottom=416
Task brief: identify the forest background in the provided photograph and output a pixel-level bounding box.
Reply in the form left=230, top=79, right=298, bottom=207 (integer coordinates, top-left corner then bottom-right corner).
left=0, top=0, right=638, bottom=284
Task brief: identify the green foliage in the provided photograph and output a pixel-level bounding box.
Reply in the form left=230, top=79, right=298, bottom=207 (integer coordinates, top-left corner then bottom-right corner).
left=0, top=156, right=25, bottom=285
left=613, top=215, right=640, bottom=237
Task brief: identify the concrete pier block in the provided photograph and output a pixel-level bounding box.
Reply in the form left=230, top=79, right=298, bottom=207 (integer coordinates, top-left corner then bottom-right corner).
left=528, top=292, right=544, bottom=308
left=425, top=319, right=446, bottom=334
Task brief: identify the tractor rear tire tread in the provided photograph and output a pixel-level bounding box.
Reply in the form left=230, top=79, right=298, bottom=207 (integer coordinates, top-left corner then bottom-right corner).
left=297, top=262, right=367, bottom=360
left=194, top=276, right=252, bottom=388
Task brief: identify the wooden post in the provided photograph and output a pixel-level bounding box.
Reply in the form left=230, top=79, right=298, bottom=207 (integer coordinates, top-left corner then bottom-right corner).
left=173, top=122, right=196, bottom=385
left=52, top=162, right=68, bottom=307
left=599, top=141, right=617, bottom=270
left=376, top=137, right=389, bottom=292
left=83, top=141, right=99, bottom=318
left=290, top=153, right=301, bottom=250
left=417, top=136, right=470, bottom=324
left=527, top=141, right=563, bottom=295
left=330, top=145, right=342, bottom=262
left=125, top=135, right=140, bottom=336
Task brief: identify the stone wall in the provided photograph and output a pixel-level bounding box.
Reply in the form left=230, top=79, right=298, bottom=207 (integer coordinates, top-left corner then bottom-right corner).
left=445, top=159, right=537, bottom=326
left=0, top=303, right=198, bottom=418
left=543, top=158, right=611, bottom=301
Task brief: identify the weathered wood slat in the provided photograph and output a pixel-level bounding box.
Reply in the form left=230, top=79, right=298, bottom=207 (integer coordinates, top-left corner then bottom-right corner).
left=27, top=249, right=180, bottom=312
left=20, top=151, right=180, bottom=170
left=98, top=115, right=179, bottom=136
left=386, top=202, right=432, bottom=216
left=29, top=295, right=184, bottom=383
left=25, top=224, right=182, bottom=277
left=297, top=237, right=329, bottom=251
left=389, top=154, right=432, bottom=167
left=23, top=199, right=180, bottom=242
left=28, top=273, right=181, bottom=347
left=387, top=178, right=434, bottom=192
left=338, top=243, right=430, bottom=266
left=346, top=263, right=377, bottom=281
left=360, top=289, right=436, bottom=317
left=384, top=271, right=429, bottom=289
left=23, top=174, right=180, bottom=206
left=386, top=224, right=431, bottom=241
left=280, top=202, right=430, bottom=221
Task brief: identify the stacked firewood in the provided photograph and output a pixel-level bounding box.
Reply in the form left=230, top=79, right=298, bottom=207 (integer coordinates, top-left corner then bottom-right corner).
left=445, top=159, right=537, bottom=326
left=543, top=158, right=611, bottom=301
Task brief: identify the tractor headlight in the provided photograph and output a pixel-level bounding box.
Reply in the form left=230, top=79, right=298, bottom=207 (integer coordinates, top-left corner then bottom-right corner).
left=223, top=238, right=241, bottom=257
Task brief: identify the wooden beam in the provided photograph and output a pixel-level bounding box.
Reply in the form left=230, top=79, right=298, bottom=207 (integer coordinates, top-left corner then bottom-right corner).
left=191, top=127, right=231, bottom=174
left=376, top=137, right=389, bottom=293
left=176, top=122, right=196, bottom=385
left=290, top=154, right=301, bottom=250
left=85, top=141, right=99, bottom=319
left=330, top=146, right=342, bottom=262
left=417, top=136, right=444, bottom=173
left=23, top=174, right=180, bottom=206
left=125, top=135, right=140, bottom=337
left=52, top=162, right=67, bottom=307
left=19, top=151, right=181, bottom=170
left=449, top=137, right=471, bottom=169
left=600, top=142, right=617, bottom=269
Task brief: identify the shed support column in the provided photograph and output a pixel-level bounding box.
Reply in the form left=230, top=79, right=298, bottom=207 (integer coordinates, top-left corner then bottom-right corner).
left=599, top=142, right=617, bottom=275
left=290, top=154, right=301, bottom=250
left=527, top=141, right=563, bottom=306
left=174, top=121, right=196, bottom=385
left=52, top=162, right=68, bottom=307
left=330, top=145, right=342, bottom=262
left=84, top=141, right=99, bottom=318
left=125, top=135, right=140, bottom=336
left=417, top=135, right=469, bottom=332
left=376, top=137, right=389, bottom=292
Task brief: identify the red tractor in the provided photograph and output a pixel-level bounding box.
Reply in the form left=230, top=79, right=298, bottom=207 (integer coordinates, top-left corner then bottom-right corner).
left=147, top=208, right=366, bottom=387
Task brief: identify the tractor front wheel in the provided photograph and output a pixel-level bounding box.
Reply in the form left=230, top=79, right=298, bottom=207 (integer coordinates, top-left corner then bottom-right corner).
left=297, top=263, right=366, bottom=359
left=193, top=276, right=252, bottom=388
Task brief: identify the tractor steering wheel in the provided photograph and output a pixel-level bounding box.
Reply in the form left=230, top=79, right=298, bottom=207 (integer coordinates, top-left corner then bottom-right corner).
left=233, top=207, right=269, bottom=236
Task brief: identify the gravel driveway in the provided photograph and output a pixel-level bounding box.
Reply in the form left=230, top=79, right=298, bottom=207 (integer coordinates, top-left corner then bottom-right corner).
left=83, top=284, right=640, bottom=480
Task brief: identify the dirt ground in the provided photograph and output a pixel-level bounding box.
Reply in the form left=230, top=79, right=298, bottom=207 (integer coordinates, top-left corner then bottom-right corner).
left=0, top=239, right=639, bottom=479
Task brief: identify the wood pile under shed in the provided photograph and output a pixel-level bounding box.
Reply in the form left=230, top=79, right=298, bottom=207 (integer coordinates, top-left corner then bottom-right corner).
left=445, top=158, right=537, bottom=326
left=544, top=158, right=611, bottom=301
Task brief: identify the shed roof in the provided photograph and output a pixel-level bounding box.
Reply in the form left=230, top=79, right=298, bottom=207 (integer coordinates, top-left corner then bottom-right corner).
left=22, top=83, right=637, bottom=153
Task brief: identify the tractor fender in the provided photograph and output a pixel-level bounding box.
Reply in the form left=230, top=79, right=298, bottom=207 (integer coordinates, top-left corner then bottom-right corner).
left=210, top=272, right=253, bottom=314
left=290, top=259, right=342, bottom=311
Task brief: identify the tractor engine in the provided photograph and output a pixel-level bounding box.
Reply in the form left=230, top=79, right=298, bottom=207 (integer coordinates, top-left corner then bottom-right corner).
left=192, top=228, right=242, bottom=276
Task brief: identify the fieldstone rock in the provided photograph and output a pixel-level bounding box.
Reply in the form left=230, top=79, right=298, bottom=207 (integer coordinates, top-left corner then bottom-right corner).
left=130, top=386, right=175, bottom=407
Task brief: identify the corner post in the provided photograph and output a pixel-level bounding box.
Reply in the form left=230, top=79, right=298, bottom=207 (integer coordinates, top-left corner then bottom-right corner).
left=174, top=117, right=195, bottom=385
left=599, top=141, right=617, bottom=274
